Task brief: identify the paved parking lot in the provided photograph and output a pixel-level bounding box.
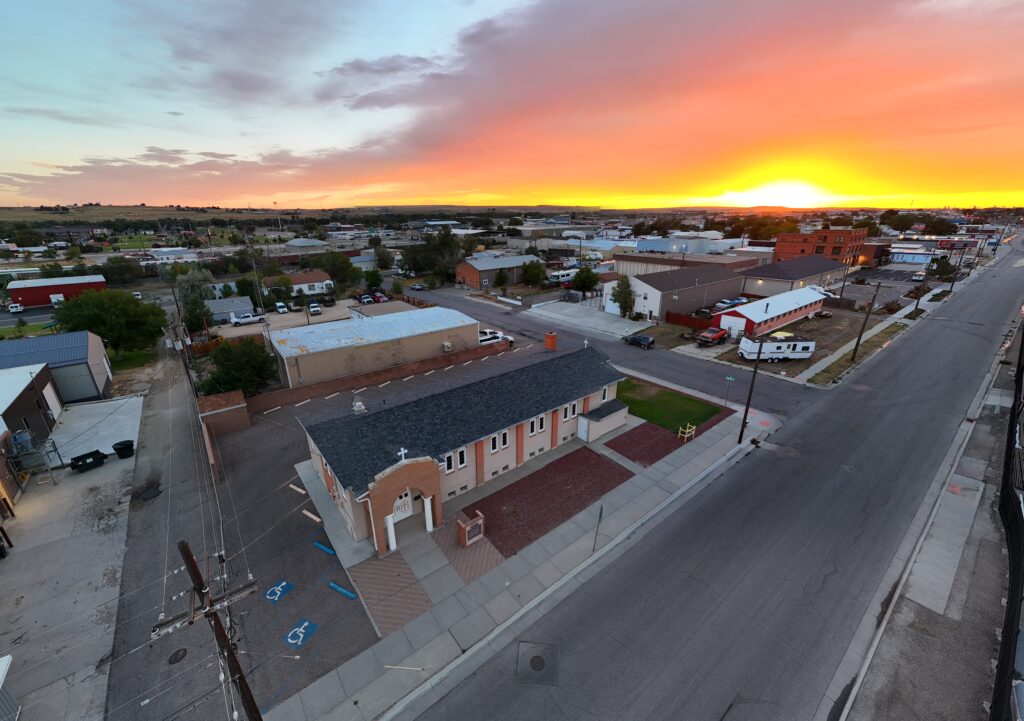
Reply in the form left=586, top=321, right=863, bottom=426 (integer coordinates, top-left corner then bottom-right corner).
left=216, top=300, right=357, bottom=338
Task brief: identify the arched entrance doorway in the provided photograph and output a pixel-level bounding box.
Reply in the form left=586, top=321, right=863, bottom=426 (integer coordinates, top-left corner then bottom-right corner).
left=363, top=457, right=443, bottom=556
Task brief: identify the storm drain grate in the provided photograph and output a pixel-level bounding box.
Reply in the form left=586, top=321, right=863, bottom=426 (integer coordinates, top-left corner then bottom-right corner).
left=516, top=642, right=558, bottom=686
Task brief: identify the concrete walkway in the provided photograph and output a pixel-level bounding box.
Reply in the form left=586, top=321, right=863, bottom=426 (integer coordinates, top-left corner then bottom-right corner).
left=271, top=399, right=778, bottom=721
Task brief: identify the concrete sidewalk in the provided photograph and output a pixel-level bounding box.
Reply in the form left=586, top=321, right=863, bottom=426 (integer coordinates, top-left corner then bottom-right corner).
left=270, top=400, right=778, bottom=721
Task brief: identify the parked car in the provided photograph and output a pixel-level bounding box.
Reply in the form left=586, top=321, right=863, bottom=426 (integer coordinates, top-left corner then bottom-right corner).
left=359, top=295, right=374, bottom=305
left=814, top=309, right=833, bottom=318
left=696, top=328, right=729, bottom=346
left=230, top=311, right=267, bottom=327
left=410, top=283, right=425, bottom=291
left=131, top=291, right=143, bottom=300
left=372, top=292, right=388, bottom=303
left=623, top=334, right=655, bottom=349
left=275, top=301, right=289, bottom=314
left=288, top=300, right=303, bottom=312
left=479, top=329, right=514, bottom=346
left=6, top=303, right=23, bottom=314
left=912, top=271, right=927, bottom=282
left=308, top=302, right=322, bottom=315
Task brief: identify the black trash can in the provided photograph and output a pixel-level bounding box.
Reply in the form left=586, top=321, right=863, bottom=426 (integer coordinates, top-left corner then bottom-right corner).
left=112, top=440, right=135, bottom=459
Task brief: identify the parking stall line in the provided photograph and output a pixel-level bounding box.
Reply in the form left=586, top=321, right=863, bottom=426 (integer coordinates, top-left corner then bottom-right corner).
left=424, top=370, right=435, bottom=376
left=402, top=375, right=415, bottom=382
left=512, top=348, right=521, bottom=353
left=288, top=483, right=307, bottom=495
left=325, top=392, right=340, bottom=400
left=378, top=381, right=391, bottom=388
left=481, top=356, right=491, bottom=362
left=497, top=352, right=506, bottom=357
left=443, top=365, right=454, bottom=371
left=462, top=360, right=473, bottom=366
left=295, top=399, right=311, bottom=407
left=264, top=406, right=281, bottom=414
left=354, top=386, right=367, bottom=394
left=302, top=509, right=322, bottom=523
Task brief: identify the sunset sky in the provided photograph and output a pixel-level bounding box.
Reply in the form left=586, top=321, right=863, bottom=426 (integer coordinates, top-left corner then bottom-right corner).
left=2, top=0, right=1023, bottom=209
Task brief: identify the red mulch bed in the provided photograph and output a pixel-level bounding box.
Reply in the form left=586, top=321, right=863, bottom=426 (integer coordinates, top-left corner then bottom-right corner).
left=462, top=447, right=632, bottom=558
left=604, top=423, right=683, bottom=467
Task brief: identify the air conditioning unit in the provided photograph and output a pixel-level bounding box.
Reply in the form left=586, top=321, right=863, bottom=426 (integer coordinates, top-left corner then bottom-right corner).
left=441, top=341, right=453, bottom=352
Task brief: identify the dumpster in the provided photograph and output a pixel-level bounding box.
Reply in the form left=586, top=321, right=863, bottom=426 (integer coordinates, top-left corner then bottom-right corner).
left=69, top=450, right=107, bottom=473
left=112, top=440, right=135, bottom=459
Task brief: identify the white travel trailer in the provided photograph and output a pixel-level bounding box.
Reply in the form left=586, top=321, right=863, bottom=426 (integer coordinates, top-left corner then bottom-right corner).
left=738, top=333, right=815, bottom=362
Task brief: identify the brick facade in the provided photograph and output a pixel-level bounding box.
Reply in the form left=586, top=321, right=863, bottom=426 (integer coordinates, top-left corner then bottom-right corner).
left=363, top=458, right=443, bottom=555
left=773, top=228, right=867, bottom=265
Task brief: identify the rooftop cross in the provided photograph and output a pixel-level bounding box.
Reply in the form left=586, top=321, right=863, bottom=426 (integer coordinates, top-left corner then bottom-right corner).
left=397, top=447, right=408, bottom=462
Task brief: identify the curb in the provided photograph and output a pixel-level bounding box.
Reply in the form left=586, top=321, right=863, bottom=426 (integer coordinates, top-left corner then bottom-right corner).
left=381, top=415, right=775, bottom=721
left=818, top=312, right=1020, bottom=721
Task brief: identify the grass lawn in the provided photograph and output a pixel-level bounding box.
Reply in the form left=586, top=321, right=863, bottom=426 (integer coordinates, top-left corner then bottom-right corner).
left=0, top=323, right=53, bottom=339
left=108, top=348, right=156, bottom=372
left=617, top=378, right=721, bottom=431
left=642, top=323, right=691, bottom=349
left=809, top=323, right=906, bottom=385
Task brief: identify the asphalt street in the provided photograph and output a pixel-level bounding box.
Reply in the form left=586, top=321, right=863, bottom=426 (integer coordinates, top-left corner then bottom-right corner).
left=404, top=288, right=812, bottom=420
left=0, top=306, right=52, bottom=329
left=416, top=241, right=1024, bottom=721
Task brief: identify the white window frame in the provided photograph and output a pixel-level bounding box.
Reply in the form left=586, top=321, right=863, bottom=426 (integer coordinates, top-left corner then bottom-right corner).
left=529, top=419, right=536, bottom=436
left=571, top=402, right=577, bottom=417
left=444, top=453, right=454, bottom=474
left=500, top=430, right=509, bottom=449
left=538, top=414, right=546, bottom=431
left=457, top=447, right=467, bottom=469
left=490, top=435, right=498, bottom=453
left=602, top=386, right=608, bottom=401
left=562, top=405, right=569, bottom=421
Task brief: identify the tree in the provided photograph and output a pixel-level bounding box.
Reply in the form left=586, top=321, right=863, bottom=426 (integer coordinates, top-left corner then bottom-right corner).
left=182, top=293, right=212, bottom=333
left=494, top=268, right=508, bottom=288
left=391, top=278, right=404, bottom=296
left=521, top=260, right=547, bottom=286
left=100, top=256, right=145, bottom=285
left=235, top=277, right=257, bottom=306
left=611, top=276, right=635, bottom=318
left=201, top=337, right=277, bottom=396
left=524, top=245, right=541, bottom=257
left=364, top=269, right=382, bottom=290
left=12, top=228, right=45, bottom=247
left=374, top=245, right=395, bottom=270
left=219, top=283, right=235, bottom=298
left=368, top=236, right=382, bottom=248
left=506, top=216, right=524, bottom=226
left=176, top=268, right=216, bottom=303
left=0, top=250, right=14, bottom=263
left=64, top=246, right=82, bottom=260
left=572, top=267, right=599, bottom=293
left=923, top=217, right=958, bottom=236
left=54, top=290, right=166, bottom=357
left=852, top=220, right=881, bottom=237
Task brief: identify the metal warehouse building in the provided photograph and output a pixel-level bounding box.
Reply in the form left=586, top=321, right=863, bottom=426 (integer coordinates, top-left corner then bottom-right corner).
left=268, top=307, right=479, bottom=387
left=5, top=275, right=107, bottom=308
left=0, top=331, right=112, bottom=402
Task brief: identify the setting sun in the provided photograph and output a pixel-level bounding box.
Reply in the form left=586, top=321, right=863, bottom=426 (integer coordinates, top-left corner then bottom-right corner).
left=709, top=181, right=837, bottom=209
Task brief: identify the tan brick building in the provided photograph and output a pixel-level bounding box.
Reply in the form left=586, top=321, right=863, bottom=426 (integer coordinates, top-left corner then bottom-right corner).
left=304, top=348, right=627, bottom=555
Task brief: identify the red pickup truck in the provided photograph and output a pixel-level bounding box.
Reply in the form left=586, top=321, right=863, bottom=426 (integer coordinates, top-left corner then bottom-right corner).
left=696, top=328, right=729, bottom=346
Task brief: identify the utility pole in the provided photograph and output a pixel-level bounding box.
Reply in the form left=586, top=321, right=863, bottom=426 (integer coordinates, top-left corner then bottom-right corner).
left=838, top=256, right=851, bottom=299
left=152, top=541, right=260, bottom=721
left=851, top=282, right=881, bottom=363
left=737, top=338, right=763, bottom=445
left=948, top=246, right=967, bottom=293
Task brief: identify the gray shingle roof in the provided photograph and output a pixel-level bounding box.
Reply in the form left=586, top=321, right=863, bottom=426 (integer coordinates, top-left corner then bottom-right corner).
left=305, top=347, right=624, bottom=496
left=738, top=256, right=845, bottom=281
left=634, top=265, right=738, bottom=292
left=0, top=331, right=90, bottom=370
left=205, top=297, right=254, bottom=314
left=582, top=397, right=626, bottom=421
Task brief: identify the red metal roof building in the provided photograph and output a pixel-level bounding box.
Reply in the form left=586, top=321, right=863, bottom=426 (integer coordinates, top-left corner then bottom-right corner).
left=6, top=275, right=107, bottom=308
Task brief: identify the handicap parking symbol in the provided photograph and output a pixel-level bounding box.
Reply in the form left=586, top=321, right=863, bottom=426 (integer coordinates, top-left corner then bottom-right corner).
left=264, top=579, right=293, bottom=605
left=284, top=619, right=319, bottom=649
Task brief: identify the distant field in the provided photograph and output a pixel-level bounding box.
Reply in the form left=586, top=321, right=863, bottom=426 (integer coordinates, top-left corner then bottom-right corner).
left=0, top=206, right=317, bottom=223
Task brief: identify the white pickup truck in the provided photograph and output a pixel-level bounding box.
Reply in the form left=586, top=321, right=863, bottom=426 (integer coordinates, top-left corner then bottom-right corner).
left=229, top=311, right=267, bottom=327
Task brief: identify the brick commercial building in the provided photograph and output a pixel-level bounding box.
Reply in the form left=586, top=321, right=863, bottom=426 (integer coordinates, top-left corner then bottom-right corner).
left=612, top=252, right=761, bottom=279
left=303, top=348, right=627, bottom=555
left=5, top=275, right=107, bottom=308
left=455, top=255, right=539, bottom=289
left=773, top=228, right=867, bottom=265
left=268, top=307, right=479, bottom=387
left=738, top=256, right=846, bottom=297
left=630, top=266, right=744, bottom=322
left=714, top=287, right=825, bottom=338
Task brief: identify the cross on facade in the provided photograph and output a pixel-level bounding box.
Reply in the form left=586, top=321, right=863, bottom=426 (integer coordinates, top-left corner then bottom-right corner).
left=397, top=447, right=408, bottom=462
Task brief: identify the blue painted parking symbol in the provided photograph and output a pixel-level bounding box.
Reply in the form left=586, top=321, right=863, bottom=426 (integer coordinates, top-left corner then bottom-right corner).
left=264, top=579, right=293, bottom=605
left=284, top=619, right=319, bottom=649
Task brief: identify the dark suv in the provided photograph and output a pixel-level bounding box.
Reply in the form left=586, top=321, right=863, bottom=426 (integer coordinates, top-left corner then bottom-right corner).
left=623, top=334, right=655, bottom=349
